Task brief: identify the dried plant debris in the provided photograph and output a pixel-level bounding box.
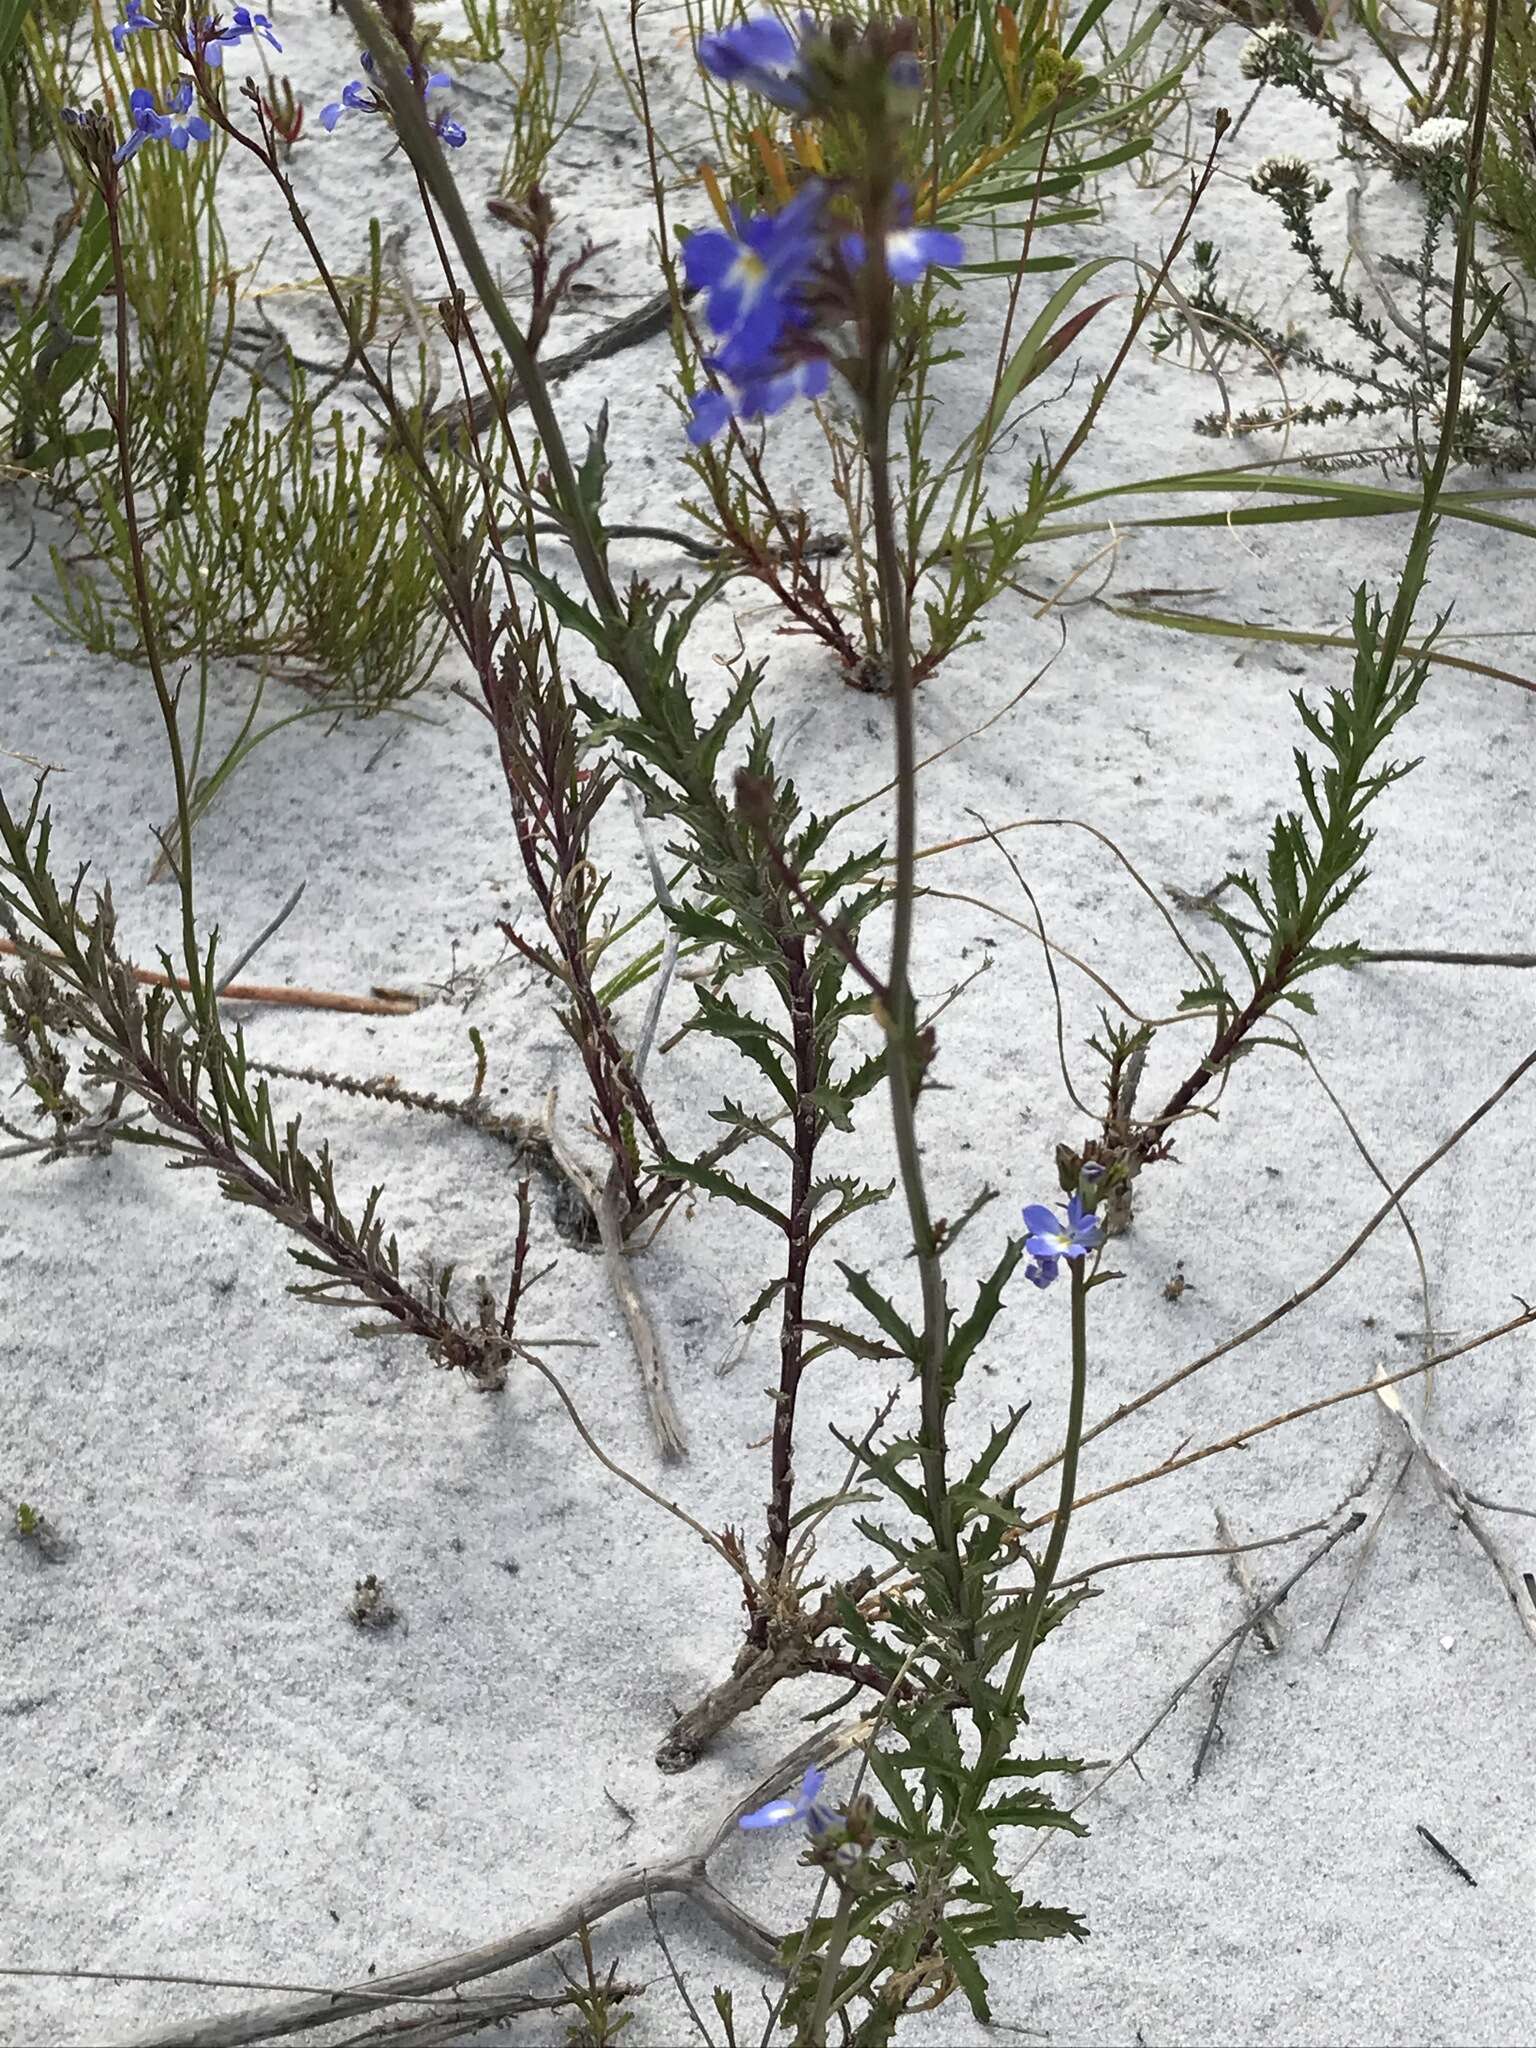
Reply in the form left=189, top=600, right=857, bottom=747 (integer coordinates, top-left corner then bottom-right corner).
left=348, top=1572, right=400, bottom=1632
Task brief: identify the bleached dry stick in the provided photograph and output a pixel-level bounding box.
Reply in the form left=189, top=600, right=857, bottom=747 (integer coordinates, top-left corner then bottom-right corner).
left=1010, top=1514, right=1366, bottom=1879
left=122, top=1727, right=849, bottom=2048
left=541, top=1089, right=686, bottom=1459
left=1374, top=1371, right=1536, bottom=1650
left=1216, top=1506, right=1284, bottom=1655
left=599, top=1159, right=687, bottom=1459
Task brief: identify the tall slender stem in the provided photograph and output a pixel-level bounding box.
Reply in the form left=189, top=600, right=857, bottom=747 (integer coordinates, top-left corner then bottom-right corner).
left=948, top=1257, right=1091, bottom=1816
left=103, top=181, right=203, bottom=1002
left=333, top=0, right=621, bottom=627
left=763, top=935, right=821, bottom=1588
left=801, top=1886, right=854, bottom=2048
left=859, top=164, right=963, bottom=1628
left=1003, top=1260, right=1087, bottom=1703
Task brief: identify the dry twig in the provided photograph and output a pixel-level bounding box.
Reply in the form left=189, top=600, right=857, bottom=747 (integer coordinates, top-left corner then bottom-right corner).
left=1374, top=1370, right=1536, bottom=1650
left=0, top=937, right=420, bottom=1016
left=1011, top=1514, right=1366, bottom=1875
left=116, top=1728, right=850, bottom=2047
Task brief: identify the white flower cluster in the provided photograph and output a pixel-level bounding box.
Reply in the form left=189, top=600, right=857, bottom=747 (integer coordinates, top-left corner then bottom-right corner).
left=1402, top=116, right=1469, bottom=159
left=1238, top=21, right=1294, bottom=77
left=1250, top=153, right=1325, bottom=202
left=1253, top=153, right=1313, bottom=182
left=1427, top=380, right=1488, bottom=425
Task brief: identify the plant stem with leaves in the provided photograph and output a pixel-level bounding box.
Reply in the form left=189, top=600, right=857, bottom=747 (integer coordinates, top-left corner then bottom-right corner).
left=1097, top=11, right=1503, bottom=1208
left=0, top=103, right=526, bottom=1393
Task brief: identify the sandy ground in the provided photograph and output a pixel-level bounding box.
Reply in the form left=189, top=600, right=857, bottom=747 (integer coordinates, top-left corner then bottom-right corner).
left=2, top=4, right=1533, bottom=2044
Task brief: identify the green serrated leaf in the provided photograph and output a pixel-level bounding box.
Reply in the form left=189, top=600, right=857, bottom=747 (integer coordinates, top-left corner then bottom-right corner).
left=576, top=401, right=609, bottom=521
left=800, top=1318, right=906, bottom=1362
left=944, top=1238, right=1024, bottom=1389
left=837, top=1262, right=921, bottom=1361
left=939, top=1923, right=993, bottom=2023
left=658, top=1154, right=788, bottom=1231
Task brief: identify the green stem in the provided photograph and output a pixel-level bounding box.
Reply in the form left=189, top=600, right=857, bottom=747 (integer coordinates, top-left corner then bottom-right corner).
left=968, top=1257, right=1090, bottom=1800
left=801, top=1886, right=855, bottom=2048
left=334, top=0, right=621, bottom=628
left=1374, top=0, right=1502, bottom=674
left=103, top=180, right=203, bottom=1007
left=1009, top=1258, right=1089, bottom=1694
left=859, top=169, right=965, bottom=1637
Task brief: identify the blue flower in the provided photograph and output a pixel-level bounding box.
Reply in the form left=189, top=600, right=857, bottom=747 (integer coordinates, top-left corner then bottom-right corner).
left=120, top=7, right=281, bottom=67
left=683, top=181, right=824, bottom=373
left=319, top=79, right=371, bottom=130
left=689, top=355, right=829, bottom=443
left=697, top=14, right=813, bottom=111
left=677, top=174, right=961, bottom=442
left=889, top=51, right=922, bottom=93
left=111, top=0, right=156, bottom=53
left=321, top=52, right=459, bottom=138
left=841, top=223, right=964, bottom=283
left=739, top=1763, right=840, bottom=1835
left=203, top=5, right=280, bottom=60
left=1021, top=1194, right=1103, bottom=1277
left=1025, top=1255, right=1059, bottom=1289
left=114, top=78, right=211, bottom=163
left=358, top=46, right=451, bottom=91
left=231, top=7, right=280, bottom=49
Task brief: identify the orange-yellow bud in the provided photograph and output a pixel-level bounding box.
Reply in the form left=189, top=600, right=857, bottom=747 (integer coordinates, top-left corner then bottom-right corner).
left=752, top=126, right=793, bottom=203
left=792, top=122, right=825, bottom=172
left=698, top=158, right=732, bottom=230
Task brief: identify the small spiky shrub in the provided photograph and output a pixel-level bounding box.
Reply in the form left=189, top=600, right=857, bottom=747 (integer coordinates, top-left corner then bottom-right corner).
left=0, top=3, right=1522, bottom=2043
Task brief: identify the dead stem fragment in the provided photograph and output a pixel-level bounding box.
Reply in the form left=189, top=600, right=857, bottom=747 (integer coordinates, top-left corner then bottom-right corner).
left=128, top=1729, right=848, bottom=2047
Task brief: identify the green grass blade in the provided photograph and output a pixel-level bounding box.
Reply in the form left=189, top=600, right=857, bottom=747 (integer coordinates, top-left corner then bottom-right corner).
left=1106, top=599, right=1536, bottom=695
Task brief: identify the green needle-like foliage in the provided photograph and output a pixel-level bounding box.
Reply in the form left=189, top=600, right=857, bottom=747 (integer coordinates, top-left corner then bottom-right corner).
left=0, top=778, right=518, bottom=1386
left=48, top=372, right=458, bottom=713
left=1185, top=583, right=1431, bottom=1031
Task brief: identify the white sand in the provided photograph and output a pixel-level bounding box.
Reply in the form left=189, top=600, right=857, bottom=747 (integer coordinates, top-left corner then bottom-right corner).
left=2, top=6, right=1533, bottom=2044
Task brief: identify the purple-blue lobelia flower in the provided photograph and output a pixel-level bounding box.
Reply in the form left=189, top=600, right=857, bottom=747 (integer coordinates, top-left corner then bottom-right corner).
left=840, top=183, right=964, bottom=283
left=112, top=2, right=283, bottom=62
left=203, top=6, right=282, bottom=62
left=697, top=13, right=815, bottom=110
left=739, top=1763, right=840, bottom=1836
left=319, top=79, right=372, bottom=129
left=1020, top=1193, right=1103, bottom=1288
left=681, top=17, right=962, bottom=442
left=840, top=221, right=966, bottom=283
left=688, top=355, right=830, bottom=444
left=114, top=78, right=211, bottom=163
left=320, top=50, right=462, bottom=142
left=682, top=181, right=824, bottom=375
left=111, top=0, right=155, bottom=52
